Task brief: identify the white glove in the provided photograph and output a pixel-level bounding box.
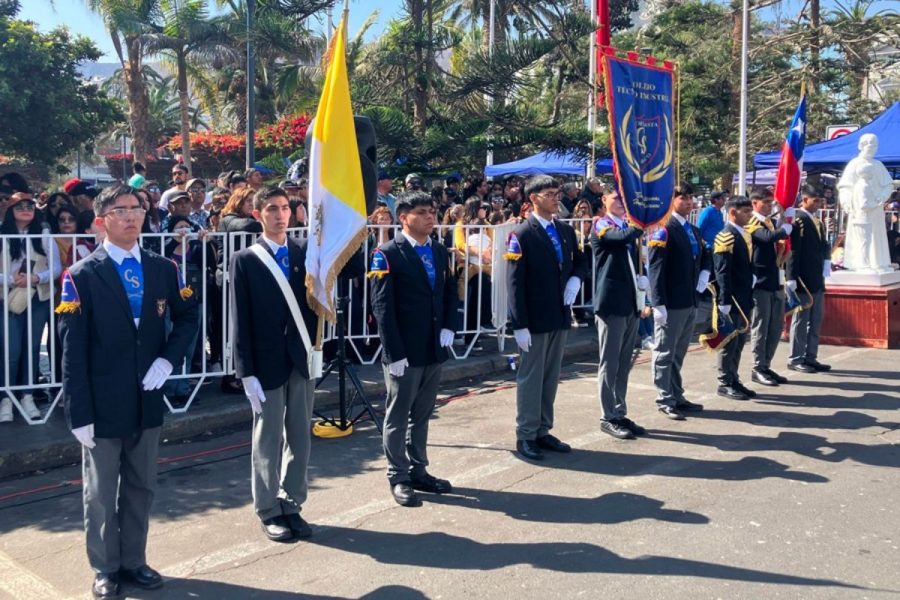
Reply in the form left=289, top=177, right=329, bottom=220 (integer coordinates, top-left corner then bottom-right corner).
left=784, top=207, right=796, bottom=219
left=719, top=304, right=732, bottom=316
left=72, top=423, right=96, bottom=449
left=141, top=357, right=173, bottom=391
left=786, top=280, right=798, bottom=293
left=388, top=358, right=409, bottom=378
left=653, top=305, right=668, bottom=325
left=780, top=223, right=793, bottom=235
left=636, top=275, right=649, bottom=292
left=440, top=328, right=454, bottom=348
left=696, top=270, right=710, bottom=294
left=563, top=276, right=581, bottom=306
left=823, top=260, right=832, bottom=279
left=241, top=376, right=266, bottom=414
left=513, top=328, right=532, bottom=353
left=752, top=274, right=758, bottom=288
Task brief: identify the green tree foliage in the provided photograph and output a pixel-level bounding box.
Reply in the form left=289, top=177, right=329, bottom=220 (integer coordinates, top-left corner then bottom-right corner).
left=0, top=3, right=121, bottom=168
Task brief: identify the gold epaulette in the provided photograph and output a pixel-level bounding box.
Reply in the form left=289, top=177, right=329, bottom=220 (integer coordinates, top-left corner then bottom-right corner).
left=714, top=231, right=735, bottom=254
left=746, top=216, right=762, bottom=234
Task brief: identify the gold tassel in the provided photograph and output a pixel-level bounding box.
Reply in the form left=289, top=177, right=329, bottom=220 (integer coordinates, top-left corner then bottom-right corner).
left=503, top=252, right=522, bottom=261
left=648, top=239, right=667, bottom=248
left=366, top=270, right=389, bottom=279
left=180, top=287, right=194, bottom=300
left=55, top=301, right=80, bottom=314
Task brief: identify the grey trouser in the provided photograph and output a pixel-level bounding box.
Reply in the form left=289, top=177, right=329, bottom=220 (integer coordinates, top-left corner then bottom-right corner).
left=382, top=363, right=443, bottom=484
left=789, top=290, right=825, bottom=365
left=515, top=329, right=567, bottom=441
left=652, top=307, right=696, bottom=407
left=717, top=331, right=747, bottom=386
left=596, top=314, right=638, bottom=421
left=252, top=369, right=315, bottom=521
left=751, top=288, right=785, bottom=371
left=83, top=427, right=160, bottom=574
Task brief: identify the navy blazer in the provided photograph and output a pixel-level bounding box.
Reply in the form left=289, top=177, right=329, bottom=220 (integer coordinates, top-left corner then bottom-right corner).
left=713, top=223, right=754, bottom=316
left=648, top=216, right=712, bottom=310
left=59, top=246, right=199, bottom=438
left=748, top=214, right=789, bottom=292
left=371, top=234, right=459, bottom=367
left=507, top=216, right=588, bottom=334
left=786, top=211, right=830, bottom=294
left=590, top=217, right=644, bottom=318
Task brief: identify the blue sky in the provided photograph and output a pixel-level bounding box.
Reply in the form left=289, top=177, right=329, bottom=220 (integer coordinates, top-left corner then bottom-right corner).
left=17, top=0, right=406, bottom=61
left=17, top=0, right=895, bottom=63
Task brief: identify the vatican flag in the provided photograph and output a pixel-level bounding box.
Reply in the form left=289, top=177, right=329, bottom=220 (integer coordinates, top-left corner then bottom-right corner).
left=305, top=14, right=367, bottom=322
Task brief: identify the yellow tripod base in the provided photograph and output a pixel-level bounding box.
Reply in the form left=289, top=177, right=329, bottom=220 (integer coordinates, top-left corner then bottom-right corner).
left=312, top=421, right=354, bottom=438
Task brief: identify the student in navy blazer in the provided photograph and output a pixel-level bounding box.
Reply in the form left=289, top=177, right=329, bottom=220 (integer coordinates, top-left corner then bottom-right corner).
left=370, top=191, right=460, bottom=507
left=59, top=185, right=198, bottom=599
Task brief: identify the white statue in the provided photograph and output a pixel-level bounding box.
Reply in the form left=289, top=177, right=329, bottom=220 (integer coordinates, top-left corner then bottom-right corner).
left=836, top=133, right=895, bottom=273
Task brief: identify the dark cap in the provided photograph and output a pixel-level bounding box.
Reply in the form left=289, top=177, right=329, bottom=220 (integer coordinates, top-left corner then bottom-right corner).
left=169, top=191, right=191, bottom=204
left=710, top=191, right=723, bottom=200
left=280, top=179, right=300, bottom=188
left=378, top=170, right=391, bottom=181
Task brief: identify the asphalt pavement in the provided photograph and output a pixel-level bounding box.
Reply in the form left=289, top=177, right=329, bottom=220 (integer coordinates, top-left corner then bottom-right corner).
left=0, top=342, right=898, bottom=599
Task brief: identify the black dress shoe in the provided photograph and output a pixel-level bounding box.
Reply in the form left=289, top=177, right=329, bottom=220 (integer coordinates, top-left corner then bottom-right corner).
left=618, top=417, right=647, bottom=435
left=751, top=369, right=779, bottom=387
left=600, top=420, right=635, bottom=440
left=92, top=573, right=121, bottom=599
left=391, top=482, right=422, bottom=507
left=734, top=382, right=756, bottom=398
left=657, top=405, right=685, bottom=420
left=788, top=362, right=817, bottom=373
left=260, top=515, right=294, bottom=542
left=536, top=434, right=572, bottom=453
left=515, top=439, right=544, bottom=460
left=765, top=368, right=788, bottom=384
left=410, top=472, right=453, bottom=494
left=284, top=512, right=312, bottom=538
left=119, top=565, right=163, bottom=590
left=675, top=399, right=704, bottom=411
left=807, top=359, right=831, bottom=372
left=717, top=385, right=749, bottom=400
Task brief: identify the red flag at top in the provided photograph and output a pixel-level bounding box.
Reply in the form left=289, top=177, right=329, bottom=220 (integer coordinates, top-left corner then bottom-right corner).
left=772, top=94, right=807, bottom=257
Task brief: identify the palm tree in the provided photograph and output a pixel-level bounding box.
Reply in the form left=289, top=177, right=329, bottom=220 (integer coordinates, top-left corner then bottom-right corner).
left=827, top=0, right=898, bottom=100
left=87, top=0, right=159, bottom=162
left=142, top=0, right=231, bottom=173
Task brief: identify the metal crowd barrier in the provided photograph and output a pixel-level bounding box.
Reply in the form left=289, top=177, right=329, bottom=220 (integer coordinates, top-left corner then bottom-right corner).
left=5, top=209, right=898, bottom=425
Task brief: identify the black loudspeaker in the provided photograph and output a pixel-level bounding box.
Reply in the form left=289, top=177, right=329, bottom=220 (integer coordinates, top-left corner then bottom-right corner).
left=305, top=116, right=378, bottom=215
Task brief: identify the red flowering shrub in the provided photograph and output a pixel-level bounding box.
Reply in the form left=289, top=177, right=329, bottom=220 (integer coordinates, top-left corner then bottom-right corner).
left=256, top=113, right=311, bottom=155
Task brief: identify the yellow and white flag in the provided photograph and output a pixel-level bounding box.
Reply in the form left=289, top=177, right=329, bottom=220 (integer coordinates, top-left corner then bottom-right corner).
left=305, top=14, right=367, bottom=322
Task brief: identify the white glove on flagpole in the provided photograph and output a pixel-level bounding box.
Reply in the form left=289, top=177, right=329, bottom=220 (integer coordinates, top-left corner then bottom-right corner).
left=653, top=305, right=668, bottom=325
left=141, top=358, right=173, bottom=391
left=636, top=275, right=649, bottom=292
left=563, top=276, right=581, bottom=306
left=72, top=423, right=96, bottom=449
left=513, top=328, right=532, bottom=353
left=780, top=223, right=793, bottom=235
left=786, top=280, right=798, bottom=293
left=388, top=358, right=409, bottom=378
left=241, top=376, right=266, bottom=414
left=719, top=304, right=732, bottom=316
left=823, top=260, right=832, bottom=279
left=696, top=270, right=710, bottom=294
left=439, top=329, right=454, bottom=348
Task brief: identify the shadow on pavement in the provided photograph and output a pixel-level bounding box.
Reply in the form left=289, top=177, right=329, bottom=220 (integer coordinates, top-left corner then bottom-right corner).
left=426, top=488, right=709, bottom=525
left=554, top=448, right=829, bottom=483
left=696, top=408, right=900, bottom=431
left=311, top=526, right=865, bottom=590
left=647, top=430, right=900, bottom=468
left=129, top=581, right=428, bottom=600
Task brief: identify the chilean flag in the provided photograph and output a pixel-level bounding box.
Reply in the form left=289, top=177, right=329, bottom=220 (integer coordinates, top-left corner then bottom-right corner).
left=773, top=95, right=806, bottom=212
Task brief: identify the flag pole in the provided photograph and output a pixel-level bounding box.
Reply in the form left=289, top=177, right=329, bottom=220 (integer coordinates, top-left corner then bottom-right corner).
left=587, top=0, right=599, bottom=179
left=486, top=0, right=496, bottom=172
left=737, top=0, right=750, bottom=197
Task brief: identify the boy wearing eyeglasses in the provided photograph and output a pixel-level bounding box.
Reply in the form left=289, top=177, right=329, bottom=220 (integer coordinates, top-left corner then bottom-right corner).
left=57, top=184, right=198, bottom=599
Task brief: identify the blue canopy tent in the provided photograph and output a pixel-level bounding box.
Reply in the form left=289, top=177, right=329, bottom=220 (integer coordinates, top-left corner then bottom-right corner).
left=754, top=101, right=900, bottom=171
left=485, top=150, right=614, bottom=177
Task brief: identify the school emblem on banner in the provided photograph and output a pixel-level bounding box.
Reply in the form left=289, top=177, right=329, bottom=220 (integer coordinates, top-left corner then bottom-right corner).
left=601, top=52, right=678, bottom=229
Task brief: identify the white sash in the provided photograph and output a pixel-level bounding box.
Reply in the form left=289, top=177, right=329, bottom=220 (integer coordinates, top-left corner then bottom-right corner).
left=249, top=244, right=323, bottom=378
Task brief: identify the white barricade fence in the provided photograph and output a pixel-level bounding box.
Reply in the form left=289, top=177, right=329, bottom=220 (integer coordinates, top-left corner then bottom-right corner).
left=9, top=211, right=896, bottom=424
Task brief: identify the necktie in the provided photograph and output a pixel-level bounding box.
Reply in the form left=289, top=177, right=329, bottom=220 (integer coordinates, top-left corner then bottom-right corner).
left=414, top=245, right=436, bottom=289
left=545, top=223, right=564, bottom=264
left=115, top=255, right=144, bottom=321
left=683, top=221, right=699, bottom=258
left=274, top=246, right=290, bottom=279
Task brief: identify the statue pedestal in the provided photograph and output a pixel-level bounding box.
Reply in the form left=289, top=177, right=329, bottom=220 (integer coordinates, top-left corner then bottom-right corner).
left=783, top=273, right=900, bottom=349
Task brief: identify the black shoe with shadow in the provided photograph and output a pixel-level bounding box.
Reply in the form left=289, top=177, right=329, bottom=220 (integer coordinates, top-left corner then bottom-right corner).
left=391, top=482, right=422, bottom=507
left=92, top=573, right=121, bottom=599
left=618, top=417, right=647, bottom=435
left=717, top=385, right=749, bottom=401
left=284, top=513, right=312, bottom=538
left=751, top=369, right=779, bottom=387
left=657, top=405, right=685, bottom=421
left=119, top=565, right=163, bottom=589
left=536, top=434, right=572, bottom=453
left=410, top=472, right=452, bottom=494
left=600, top=420, right=635, bottom=440
left=260, top=515, right=294, bottom=542
left=515, top=439, right=544, bottom=461
left=765, top=368, right=788, bottom=384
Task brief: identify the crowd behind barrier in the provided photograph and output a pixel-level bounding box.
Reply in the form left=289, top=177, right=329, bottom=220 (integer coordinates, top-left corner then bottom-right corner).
left=2, top=208, right=898, bottom=426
